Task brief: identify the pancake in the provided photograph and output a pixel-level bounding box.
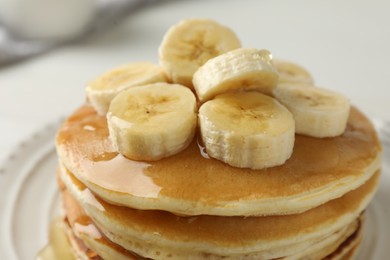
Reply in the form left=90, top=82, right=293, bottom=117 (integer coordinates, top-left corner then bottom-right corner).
left=60, top=191, right=364, bottom=260
left=56, top=105, right=381, bottom=216
left=59, top=164, right=379, bottom=259
left=323, top=215, right=363, bottom=260
left=62, top=216, right=363, bottom=260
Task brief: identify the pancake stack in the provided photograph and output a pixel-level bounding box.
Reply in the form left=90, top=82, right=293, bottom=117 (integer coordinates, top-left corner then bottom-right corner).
left=51, top=19, right=382, bottom=259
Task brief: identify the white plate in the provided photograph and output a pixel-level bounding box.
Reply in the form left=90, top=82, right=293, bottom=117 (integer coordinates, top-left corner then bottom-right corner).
left=1, top=120, right=390, bottom=260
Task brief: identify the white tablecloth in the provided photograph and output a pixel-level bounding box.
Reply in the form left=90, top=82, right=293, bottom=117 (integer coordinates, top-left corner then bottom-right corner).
left=1, top=0, right=389, bottom=163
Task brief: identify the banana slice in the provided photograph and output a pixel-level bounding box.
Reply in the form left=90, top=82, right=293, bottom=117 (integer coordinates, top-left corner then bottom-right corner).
left=193, top=48, right=279, bottom=103
left=272, top=84, right=350, bottom=138
left=86, top=62, right=167, bottom=115
left=273, top=59, right=314, bottom=85
left=159, top=18, right=241, bottom=88
left=107, top=83, right=197, bottom=161
left=198, top=91, right=295, bottom=169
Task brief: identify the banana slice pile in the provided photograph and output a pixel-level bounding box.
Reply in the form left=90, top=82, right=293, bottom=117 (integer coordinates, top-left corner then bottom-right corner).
left=86, top=18, right=351, bottom=170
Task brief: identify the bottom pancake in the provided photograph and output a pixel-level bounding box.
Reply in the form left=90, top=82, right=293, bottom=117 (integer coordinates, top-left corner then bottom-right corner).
left=59, top=164, right=379, bottom=259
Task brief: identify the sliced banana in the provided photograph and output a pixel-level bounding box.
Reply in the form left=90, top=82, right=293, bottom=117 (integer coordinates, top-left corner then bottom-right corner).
left=159, top=18, right=241, bottom=88
left=273, top=59, right=314, bottom=85
left=107, top=83, right=197, bottom=161
left=198, top=91, right=295, bottom=169
left=193, top=48, right=279, bottom=103
left=86, top=62, right=167, bottom=115
left=272, top=84, right=350, bottom=138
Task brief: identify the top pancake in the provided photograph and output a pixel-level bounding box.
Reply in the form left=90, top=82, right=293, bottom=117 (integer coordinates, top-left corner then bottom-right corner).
left=56, top=105, right=381, bottom=216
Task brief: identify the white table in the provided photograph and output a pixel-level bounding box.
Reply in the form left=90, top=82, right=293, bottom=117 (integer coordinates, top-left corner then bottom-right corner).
left=1, top=0, right=390, bottom=163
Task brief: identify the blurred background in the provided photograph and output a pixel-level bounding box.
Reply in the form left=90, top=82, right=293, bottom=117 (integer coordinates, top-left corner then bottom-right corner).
left=0, top=0, right=390, bottom=163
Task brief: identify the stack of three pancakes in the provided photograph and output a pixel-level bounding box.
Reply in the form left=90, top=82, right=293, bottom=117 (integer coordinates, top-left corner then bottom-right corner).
left=55, top=103, right=381, bottom=259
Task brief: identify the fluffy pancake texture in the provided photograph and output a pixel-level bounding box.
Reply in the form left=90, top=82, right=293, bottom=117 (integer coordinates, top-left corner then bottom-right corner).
left=56, top=105, right=381, bottom=216
left=58, top=164, right=378, bottom=259
left=59, top=185, right=365, bottom=260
